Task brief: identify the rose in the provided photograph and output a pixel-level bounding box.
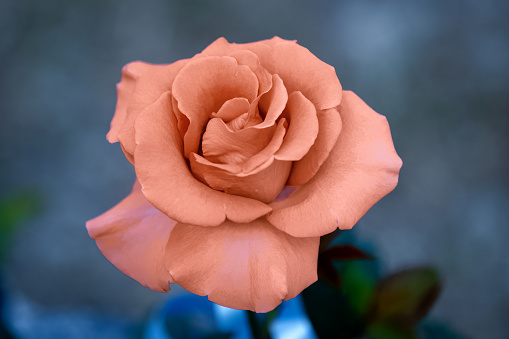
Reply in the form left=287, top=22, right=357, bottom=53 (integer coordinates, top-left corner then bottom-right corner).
left=86, top=37, right=402, bottom=312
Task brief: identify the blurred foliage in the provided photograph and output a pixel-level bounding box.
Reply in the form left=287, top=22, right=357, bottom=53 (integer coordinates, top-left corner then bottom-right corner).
left=0, top=190, right=43, bottom=260
left=0, top=190, right=43, bottom=339
left=246, top=308, right=279, bottom=339
left=367, top=268, right=441, bottom=331
left=300, top=230, right=460, bottom=339
left=302, top=280, right=365, bottom=338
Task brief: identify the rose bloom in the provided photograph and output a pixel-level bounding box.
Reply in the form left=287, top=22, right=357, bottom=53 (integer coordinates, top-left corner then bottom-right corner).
left=86, top=37, right=402, bottom=312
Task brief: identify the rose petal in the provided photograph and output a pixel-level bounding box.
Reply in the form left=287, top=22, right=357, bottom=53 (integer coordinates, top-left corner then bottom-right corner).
left=261, top=36, right=297, bottom=47
left=274, top=186, right=298, bottom=202
left=134, top=91, right=272, bottom=226
left=212, top=97, right=251, bottom=123
left=86, top=181, right=176, bottom=292
left=190, top=152, right=292, bottom=203
left=165, top=218, right=320, bottom=312
left=201, top=37, right=342, bottom=110
left=200, top=37, right=287, bottom=60
left=253, top=74, right=288, bottom=129
left=171, top=95, right=189, bottom=141
left=172, top=56, right=259, bottom=158
left=113, top=60, right=189, bottom=162
left=241, top=118, right=287, bottom=174
left=120, top=143, right=135, bottom=165
left=264, top=41, right=342, bottom=110
left=274, top=91, right=319, bottom=161
left=267, top=91, right=403, bottom=237
left=201, top=37, right=271, bottom=58
left=229, top=50, right=272, bottom=95
left=107, top=64, right=137, bottom=144
left=286, top=107, right=342, bottom=185
left=202, top=118, right=277, bottom=165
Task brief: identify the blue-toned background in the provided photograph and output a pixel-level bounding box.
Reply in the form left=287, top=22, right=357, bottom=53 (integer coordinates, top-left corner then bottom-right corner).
left=1, top=0, right=508, bottom=338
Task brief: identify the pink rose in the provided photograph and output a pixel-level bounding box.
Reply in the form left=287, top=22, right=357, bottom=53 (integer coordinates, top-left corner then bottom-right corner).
left=86, top=37, right=402, bottom=312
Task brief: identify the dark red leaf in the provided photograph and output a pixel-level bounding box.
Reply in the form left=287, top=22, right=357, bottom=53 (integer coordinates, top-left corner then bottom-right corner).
left=321, top=245, right=374, bottom=262
left=317, top=259, right=342, bottom=287
left=319, top=229, right=343, bottom=253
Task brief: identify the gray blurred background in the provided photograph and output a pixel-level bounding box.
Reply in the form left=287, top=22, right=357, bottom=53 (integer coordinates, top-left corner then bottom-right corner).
left=1, top=0, right=508, bottom=338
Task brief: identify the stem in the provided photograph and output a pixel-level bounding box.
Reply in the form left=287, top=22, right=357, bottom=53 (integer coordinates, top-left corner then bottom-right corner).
left=246, top=310, right=272, bottom=339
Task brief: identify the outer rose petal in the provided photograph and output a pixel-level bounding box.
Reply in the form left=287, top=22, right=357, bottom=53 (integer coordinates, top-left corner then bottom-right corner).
left=113, top=60, right=189, bottom=162
left=86, top=181, right=176, bottom=292
left=107, top=64, right=136, bottom=144
left=267, top=91, right=403, bottom=237
left=266, top=41, right=343, bottom=110
left=134, top=92, right=272, bottom=226
left=165, top=218, right=320, bottom=313
left=201, top=37, right=342, bottom=110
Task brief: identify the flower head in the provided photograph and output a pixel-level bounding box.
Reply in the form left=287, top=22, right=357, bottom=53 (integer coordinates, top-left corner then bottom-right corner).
left=87, top=37, right=402, bottom=312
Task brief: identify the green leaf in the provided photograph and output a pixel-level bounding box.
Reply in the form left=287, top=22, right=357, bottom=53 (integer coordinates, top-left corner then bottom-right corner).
left=369, top=267, right=441, bottom=327
left=0, top=190, right=42, bottom=259
left=317, top=244, right=373, bottom=288
left=341, top=261, right=377, bottom=316
left=264, top=307, right=279, bottom=325
left=247, top=310, right=273, bottom=339
left=0, top=191, right=42, bottom=232
left=367, top=321, right=415, bottom=339
left=302, top=280, right=364, bottom=339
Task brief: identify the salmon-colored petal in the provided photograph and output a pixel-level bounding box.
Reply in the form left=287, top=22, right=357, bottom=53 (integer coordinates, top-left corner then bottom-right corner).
left=172, top=56, right=259, bottom=158
left=86, top=181, right=176, bottom=292
left=212, top=97, right=250, bottom=123
left=134, top=92, right=272, bottom=226
left=201, top=37, right=342, bottom=110
left=165, top=218, right=320, bottom=312
left=190, top=153, right=292, bottom=203
left=115, top=60, right=189, bottom=161
left=229, top=50, right=272, bottom=95
left=266, top=41, right=342, bottom=110
left=267, top=91, right=403, bottom=237
left=226, top=112, right=263, bottom=131
left=200, top=36, right=294, bottom=59
left=254, top=74, right=288, bottom=129
left=120, top=143, right=135, bottom=165
left=201, top=37, right=271, bottom=59
left=172, top=95, right=189, bottom=141
left=274, top=186, right=298, bottom=202
left=107, top=64, right=137, bottom=144
left=261, top=36, right=297, bottom=47
left=241, top=119, right=287, bottom=174
left=202, top=118, right=276, bottom=165
left=274, top=91, right=319, bottom=161
left=286, top=107, right=342, bottom=185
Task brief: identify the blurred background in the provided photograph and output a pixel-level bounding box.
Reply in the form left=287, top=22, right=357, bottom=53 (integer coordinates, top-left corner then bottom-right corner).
left=1, top=0, right=508, bottom=338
